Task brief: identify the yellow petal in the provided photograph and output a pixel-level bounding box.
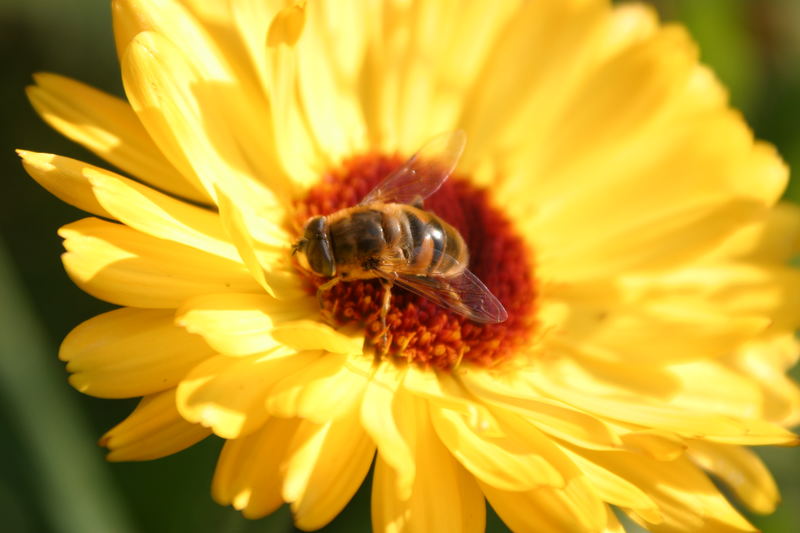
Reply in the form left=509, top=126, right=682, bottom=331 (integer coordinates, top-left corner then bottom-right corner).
left=550, top=273, right=778, bottom=365
left=114, top=0, right=297, bottom=204
left=113, top=0, right=249, bottom=92
left=618, top=428, right=686, bottom=461
left=271, top=320, right=365, bottom=355
left=59, top=218, right=260, bottom=308
left=534, top=26, right=699, bottom=186
left=661, top=360, right=773, bottom=421
left=459, top=0, right=606, bottom=170
left=362, top=0, right=518, bottom=153
left=359, top=363, right=416, bottom=499
left=61, top=307, right=215, bottom=398
left=730, top=335, right=800, bottom=426
left=177, top=293, right=362, bottom=356
left=371, top=400, right=485, bottom=533
left=215, top=186, right=305, bottom=300
left=619, top=264, right=800, bottom=335
left=26, top=72, right=206, bottom=203
left=158, top=0, right=236, bottom=44
left=460, top=369, right=622, bottom=450
left=100, top=389, right=211, bottom=461
left=267, top=352, right=373, bottom=423
left=283, top=408, right=375, bottom=530
left=19, top=150, right=113, bottom=218
left=175, top=293, right=318, bottom=356
left=602, top=506, right=626, bottom=533
left=176, top=349, right=319, bottom=439
left=705, top=200, right=800, bottom=264
left=725, top=202, right=800, bottom=263
left=688, top=441, right=779, bottom=515
left=481, top=476, right=608, bottom=533
left=403, top=366, right=499, bottom=435
left=530, top=122, right=784, bottom=266
left=561, top=447, right=662, bottom=524
left=495, top=19, right=787, bottom=274
left=19, top=151, right=241, bottom=261
left=212, top=416, right=301, bottom=519
left=537, top=198, right=765, bottom=281
left=528, top=355, right=797, bottom=445
left=267, top=2, right=306, bottom=46
left=503, top=25, right=714, bottom=209
left=295, top=1, right=367, bottom=165
left=232, top=0, right=320, bottom=187
left=428, top=400, right=568, bottom=492
left=113, top=0, right=219, bottom=63
left=119, top=31, right=203, bottom=196
left=583, top=450, right=757, bottom=532
left=599, top=3, right=659, bottom=59
left=731, top=140, right=790, bottom=206
left=122, top=30, right=285, bottom=211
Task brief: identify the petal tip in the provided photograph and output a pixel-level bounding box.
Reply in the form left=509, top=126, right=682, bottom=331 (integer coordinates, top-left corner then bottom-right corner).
left=267, top=2, right=307, bottom=47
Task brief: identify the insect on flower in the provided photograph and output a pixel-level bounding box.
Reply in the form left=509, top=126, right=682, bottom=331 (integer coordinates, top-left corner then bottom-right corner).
left=292, top=131, right=507, bottom=351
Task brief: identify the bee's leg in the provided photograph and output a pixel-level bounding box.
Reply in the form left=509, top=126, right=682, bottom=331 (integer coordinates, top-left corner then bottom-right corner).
left=454, top=346, right=467, bottom=370
left=379, top=278, right=394, bottom=355
left=317, top=277, right=341, bottom=325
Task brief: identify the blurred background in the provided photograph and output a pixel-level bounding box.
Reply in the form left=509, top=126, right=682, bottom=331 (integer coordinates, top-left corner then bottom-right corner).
left=1, top=1, right=798, bottom=532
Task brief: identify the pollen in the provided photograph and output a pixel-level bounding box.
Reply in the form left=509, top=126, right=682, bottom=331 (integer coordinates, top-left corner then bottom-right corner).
left=295, top=154, right=538, bottom=370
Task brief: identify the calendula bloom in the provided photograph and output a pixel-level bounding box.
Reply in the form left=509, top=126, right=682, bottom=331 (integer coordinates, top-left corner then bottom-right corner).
left=19, top=0, right=800, bottom=531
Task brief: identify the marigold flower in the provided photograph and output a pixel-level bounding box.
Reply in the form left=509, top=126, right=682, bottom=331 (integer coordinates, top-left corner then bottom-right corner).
left=19, top=0, right=800, bottom=531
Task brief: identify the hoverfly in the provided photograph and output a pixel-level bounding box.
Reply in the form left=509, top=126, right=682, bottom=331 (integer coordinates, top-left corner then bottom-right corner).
left=293, top=131, right=507, bottom=350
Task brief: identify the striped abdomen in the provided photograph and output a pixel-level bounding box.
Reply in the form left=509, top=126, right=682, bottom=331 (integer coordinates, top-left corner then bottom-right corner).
left=326, top=204, right=468, bottom=278
left=385, top=204, right=468, bottom=277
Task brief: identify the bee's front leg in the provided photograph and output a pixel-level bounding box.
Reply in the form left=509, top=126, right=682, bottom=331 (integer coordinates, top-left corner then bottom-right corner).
left=378, top=278, right=394, bottom=355
left=317, top=277, right=341, bottom=325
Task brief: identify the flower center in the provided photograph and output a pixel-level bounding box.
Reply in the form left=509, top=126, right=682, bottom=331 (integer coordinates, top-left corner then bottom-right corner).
left=294, top=153, right=537, bottom=370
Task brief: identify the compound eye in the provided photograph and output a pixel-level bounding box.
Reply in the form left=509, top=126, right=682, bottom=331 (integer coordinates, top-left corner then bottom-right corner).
left=306, top=237, right=335, bottom=277
left=299, top=216, right=335, bottom=277
left=305, top=216, right=326, bottom=238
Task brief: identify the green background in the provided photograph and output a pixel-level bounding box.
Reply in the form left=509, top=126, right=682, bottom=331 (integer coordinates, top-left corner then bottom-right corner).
left=1, top=1, right=798, bottom=532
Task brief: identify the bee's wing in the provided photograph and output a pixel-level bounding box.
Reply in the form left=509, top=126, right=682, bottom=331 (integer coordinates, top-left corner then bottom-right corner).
left=359, top=130, right=466, bottom=206
left=380, top=267, right=507, bottom=324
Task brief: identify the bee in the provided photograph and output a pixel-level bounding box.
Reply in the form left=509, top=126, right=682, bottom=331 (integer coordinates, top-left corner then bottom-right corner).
left=293, top=131, right=507, bottom=350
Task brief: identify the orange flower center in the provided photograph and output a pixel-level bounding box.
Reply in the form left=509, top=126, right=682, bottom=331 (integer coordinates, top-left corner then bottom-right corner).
left=295, top=154, right=537, bottom=370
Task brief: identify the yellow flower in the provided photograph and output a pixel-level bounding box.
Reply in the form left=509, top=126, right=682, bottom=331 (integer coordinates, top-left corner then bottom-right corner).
left=18, top=0, right=800, bottom=531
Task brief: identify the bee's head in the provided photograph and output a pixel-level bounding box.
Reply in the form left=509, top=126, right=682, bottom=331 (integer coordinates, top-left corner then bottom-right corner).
left=292, top=215, right=335, bottom=277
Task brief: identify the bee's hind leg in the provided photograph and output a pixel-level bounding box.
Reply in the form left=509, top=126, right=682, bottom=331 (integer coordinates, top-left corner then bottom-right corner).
left=378, top=278, right=394, bottom=356
left=317, top=277, right=341, bottom=325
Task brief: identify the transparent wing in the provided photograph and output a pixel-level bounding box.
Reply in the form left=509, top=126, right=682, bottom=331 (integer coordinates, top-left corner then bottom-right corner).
left=378, top=265, right=507, bottom=324
left=359, top=130, right=466, bottom=206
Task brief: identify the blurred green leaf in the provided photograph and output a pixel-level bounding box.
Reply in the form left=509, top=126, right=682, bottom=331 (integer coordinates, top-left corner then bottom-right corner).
left=0, top=239, right=136, bottom=533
